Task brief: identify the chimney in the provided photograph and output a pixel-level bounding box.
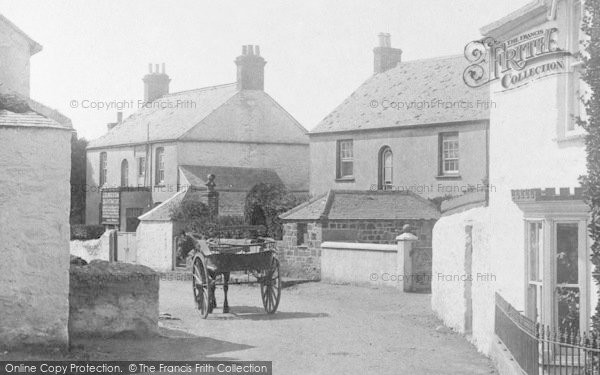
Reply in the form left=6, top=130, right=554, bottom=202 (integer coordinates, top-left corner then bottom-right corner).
left=106, top=111, right=123, bottom=131
left=373, top=33, right=402, bottom=74
left=143, top=63, right=170, bottom=102
left=235, top=45, right=266, bottom=90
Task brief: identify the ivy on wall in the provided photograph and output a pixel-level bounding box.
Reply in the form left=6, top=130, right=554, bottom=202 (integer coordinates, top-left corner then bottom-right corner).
left=244, top=183, right=308, bottom=239
left=578, top=0, right=600, bottom=331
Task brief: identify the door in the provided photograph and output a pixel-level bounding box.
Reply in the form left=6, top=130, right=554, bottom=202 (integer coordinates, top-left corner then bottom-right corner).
left=117, top=232, right=137, bottom=264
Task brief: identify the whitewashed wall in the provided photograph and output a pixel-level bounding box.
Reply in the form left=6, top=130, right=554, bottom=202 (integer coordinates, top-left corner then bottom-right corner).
left=431, top=207, right=496, bottom=354
left=70, top=230, right=113, bottom=263
left=136, top=221, right=173, bottom=272
left=321, top=242, right=399, bottom=287
left=0, top=127, right=71, bottom=349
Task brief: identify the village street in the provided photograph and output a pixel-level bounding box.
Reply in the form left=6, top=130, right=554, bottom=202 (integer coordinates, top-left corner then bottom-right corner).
left=62, top=280, right=496, bottom=375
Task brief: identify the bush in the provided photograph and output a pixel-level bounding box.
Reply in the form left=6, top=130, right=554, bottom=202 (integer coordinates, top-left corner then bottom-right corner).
left=71, top=224, right=105, bottom=240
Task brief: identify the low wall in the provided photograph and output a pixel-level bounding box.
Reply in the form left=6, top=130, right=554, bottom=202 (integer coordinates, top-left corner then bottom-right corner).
left=70, top=230, right=114, bottom=263
left=69, top=260, right=159, bottom=338
left=136, top=221, right=174, bottom=272
left=321, top=242, right=398, bottom=287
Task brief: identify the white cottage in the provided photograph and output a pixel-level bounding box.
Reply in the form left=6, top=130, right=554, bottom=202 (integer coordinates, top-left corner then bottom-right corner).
left=431, top=0, right=591, bottom=366
left=0, top=15, right=72, bottom=349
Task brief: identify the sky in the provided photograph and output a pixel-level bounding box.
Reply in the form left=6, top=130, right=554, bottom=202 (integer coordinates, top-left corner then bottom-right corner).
left=1, top=0, right=532, bottom=140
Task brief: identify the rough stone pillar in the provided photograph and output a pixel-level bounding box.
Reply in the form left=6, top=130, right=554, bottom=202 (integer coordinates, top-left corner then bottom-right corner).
left=206, top=174, right=219, bottom=220
left=396, top=232, right=418, bottom=292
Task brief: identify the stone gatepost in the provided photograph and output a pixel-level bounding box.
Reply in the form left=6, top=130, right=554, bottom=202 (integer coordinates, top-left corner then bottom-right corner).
left=396, top=232, right=418, bottom=292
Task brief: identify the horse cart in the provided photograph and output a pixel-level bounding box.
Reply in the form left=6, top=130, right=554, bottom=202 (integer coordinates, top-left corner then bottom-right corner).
left=190, top=226, right=281, bottom=318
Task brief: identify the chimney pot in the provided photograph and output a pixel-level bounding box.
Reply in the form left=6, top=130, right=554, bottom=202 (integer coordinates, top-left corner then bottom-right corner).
left=378, top=33, right=387, bottom=47
left=148, top=63, right=152, bottom=73
left=235, top=44, right=266, bottom=90
left=374, top=33, right=402, bottom=73
left=117, top=111, right=123, bottom=123
left=143, top=64, right=171, bottom=102
left=161, top=63, right=165, bottom=74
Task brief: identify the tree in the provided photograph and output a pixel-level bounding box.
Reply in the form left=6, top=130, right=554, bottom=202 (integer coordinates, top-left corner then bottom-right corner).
left=578, top=0, right=600, bottom=330
left=170, top=200, right=246, bottom=237
left=244, top=183, right=308, bottom=239
left=70, top=133, right=88, bottom=224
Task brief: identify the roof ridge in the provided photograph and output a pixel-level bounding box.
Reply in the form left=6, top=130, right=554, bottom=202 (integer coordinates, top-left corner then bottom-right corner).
left=180, top=164, right=277, bottom=172
left=279, top=192, right=328, bottom=219
left=164, top=82, right=238, bottom=97
left=139, top=189, right=187, bottom=221
left=394, top=54, right=464, bottom=65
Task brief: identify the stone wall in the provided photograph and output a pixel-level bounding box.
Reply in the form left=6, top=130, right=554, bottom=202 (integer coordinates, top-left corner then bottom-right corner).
left=70, top=230, right=114, bottom=263
left=324, top=219, right=435, bottom=247
left=279, top=219, right=436, bottom=280
left=0, top=127, right=71, bottom=349
left=69, top=260, right=159, bottom=338
left=279, top=222, right=322, bottom=280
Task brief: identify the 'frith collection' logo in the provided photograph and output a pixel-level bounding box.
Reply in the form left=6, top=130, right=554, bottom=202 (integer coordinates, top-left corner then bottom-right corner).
left=463, top=28, right=570, bottom=90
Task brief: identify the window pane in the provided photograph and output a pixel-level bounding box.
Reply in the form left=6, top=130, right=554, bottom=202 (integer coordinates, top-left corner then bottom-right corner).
left=556, top=223, right=578, bottom=284
left=556, top=287, right=580, bottom=333
left=441, top=134, right=459, bottom=174
left=341, top=161, right=353, bottom=177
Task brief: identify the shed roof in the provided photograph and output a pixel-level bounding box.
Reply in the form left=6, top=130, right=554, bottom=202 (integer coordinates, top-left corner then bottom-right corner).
left=139, top=188, right=209, bottom=221
left=280, top=190, right=440, bottom=221
left=311, top=55, right=489, bottom=135
left=180, top=165, right=283, bottom=192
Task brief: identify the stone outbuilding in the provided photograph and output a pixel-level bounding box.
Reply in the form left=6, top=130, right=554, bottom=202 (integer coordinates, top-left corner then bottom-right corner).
left=279, top=190, right=440, bottom=279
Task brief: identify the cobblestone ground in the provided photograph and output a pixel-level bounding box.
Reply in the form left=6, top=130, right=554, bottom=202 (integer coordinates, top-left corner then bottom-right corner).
left=3, top=281, right=497, bottom=375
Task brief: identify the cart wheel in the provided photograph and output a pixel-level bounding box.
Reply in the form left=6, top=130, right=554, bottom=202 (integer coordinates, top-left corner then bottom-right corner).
left=192, top=258, right=210, bottom=319
left=261, top=258, right=281, bottom=314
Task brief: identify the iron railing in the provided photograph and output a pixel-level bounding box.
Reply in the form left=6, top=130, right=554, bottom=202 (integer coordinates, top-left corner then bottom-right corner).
left=495, top=292, right=600, bottom=375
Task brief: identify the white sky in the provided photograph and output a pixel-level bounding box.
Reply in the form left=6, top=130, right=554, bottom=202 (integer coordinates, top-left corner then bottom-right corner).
left=1, top=0, right=532, bottom=140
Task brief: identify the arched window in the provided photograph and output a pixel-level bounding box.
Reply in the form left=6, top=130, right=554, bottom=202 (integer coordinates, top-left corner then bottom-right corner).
left=99, top=152, right=107, bottom=186
left=378, top=146, right=393, bottom=190
left=155, top=147, right=165, bottom=185
left=120, top=159, right=129, bottom=187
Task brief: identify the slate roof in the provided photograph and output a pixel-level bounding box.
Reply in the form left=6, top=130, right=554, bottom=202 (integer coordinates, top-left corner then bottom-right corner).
left=88, top=83, right=239, bottom=148
left=0, top=110, right=65, bottom=129
left=180, top=165, right=283, bottom=192
left=279, top=190, right=440, bottom=221
left=311, top=55, right=489, bottom=134
left=139, top=187, right=209, bottom=221
left=0, top=91, right=72, bottom=130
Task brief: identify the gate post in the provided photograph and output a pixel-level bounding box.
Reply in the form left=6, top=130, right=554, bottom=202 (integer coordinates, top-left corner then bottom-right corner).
left=396, top=231, right=418, bottom=292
